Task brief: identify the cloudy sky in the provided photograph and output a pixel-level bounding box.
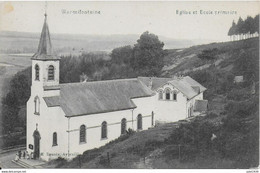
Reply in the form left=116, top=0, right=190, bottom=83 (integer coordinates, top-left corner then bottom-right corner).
left=0, top=1, right=259, bottom=41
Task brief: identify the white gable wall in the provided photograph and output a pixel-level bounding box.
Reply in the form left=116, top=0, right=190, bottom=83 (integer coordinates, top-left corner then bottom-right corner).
left=153, top=83, right=188, bottom=123
left=26, top=95, right=68, bottom=161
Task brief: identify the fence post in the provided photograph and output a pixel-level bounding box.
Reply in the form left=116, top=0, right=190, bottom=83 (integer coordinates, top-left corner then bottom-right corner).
left=79, top=155, right=81, bottom=168
left=107, top=152, right=110, bottom=164
left=178, top=144, right=181, bottom=161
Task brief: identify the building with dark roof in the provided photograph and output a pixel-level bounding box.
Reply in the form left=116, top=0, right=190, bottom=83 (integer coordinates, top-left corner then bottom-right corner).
left=26, top=14, right=207, bottom=161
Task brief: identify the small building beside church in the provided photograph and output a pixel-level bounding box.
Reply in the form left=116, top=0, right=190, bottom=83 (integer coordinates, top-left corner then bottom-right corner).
left=26, top=14, right=207, bottom=161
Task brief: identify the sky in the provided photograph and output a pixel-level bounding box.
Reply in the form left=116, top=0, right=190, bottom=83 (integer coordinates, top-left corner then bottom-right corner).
left=0, top=1, right=259, bottom=41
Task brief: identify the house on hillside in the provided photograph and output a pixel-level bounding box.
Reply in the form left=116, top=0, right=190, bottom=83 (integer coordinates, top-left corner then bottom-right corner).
left=26, top=14, right=208, bottom=161
left=234, top=75, right=244, bottom=83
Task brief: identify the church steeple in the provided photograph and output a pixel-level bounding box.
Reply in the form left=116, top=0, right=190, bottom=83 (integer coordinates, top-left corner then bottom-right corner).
left=32, top=13, right=59, bottom=60
left=31, top=11, right=60, bottom=93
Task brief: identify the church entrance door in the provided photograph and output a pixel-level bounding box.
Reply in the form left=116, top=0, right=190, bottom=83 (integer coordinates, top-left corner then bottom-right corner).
left=33, top=130, right=41, bottom=159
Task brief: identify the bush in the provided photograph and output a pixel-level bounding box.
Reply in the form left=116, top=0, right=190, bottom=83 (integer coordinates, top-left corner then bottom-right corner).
left=227, top=87, right=250, bottom=101
left=81, top=148, right=100, bottom=163
left=54, top=157, right=68, bottom=168
left=207, top=112, right=218, bottom=118
left=198, top=48, right=220, bottom=60
left=98, top=155, right=110, bottom=167
left=108, top=128, right=136, bottom=145
left=218, top=96, right=259, bottom=168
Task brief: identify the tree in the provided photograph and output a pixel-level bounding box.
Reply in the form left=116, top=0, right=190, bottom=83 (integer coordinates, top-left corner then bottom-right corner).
left=131, top=31, right=164, bottom=76
left=228, top=20, right=236, bottom=41
left=228, top=14, right=259, bottom=40
left=253, top=14, right=259, bottom=36
left=110, top=45, right=133, bottom=65
left=1, top=68, right=31, bottom=134
left=236, top=17, right=245, bottom=40
left=244, top=16, right=255, bottom=38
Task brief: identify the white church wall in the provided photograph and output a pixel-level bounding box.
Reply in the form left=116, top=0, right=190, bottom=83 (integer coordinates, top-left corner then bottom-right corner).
left=26, top=96, right=39, bottom=156
left=42, top=60, right=60, bottom=87
left=42, top=89, right=60, bottom=97
left=31, top=60, right=44, bottom=95
left=67, top=109, right=134, bottom=157
left=131, top=96, right=155, bottom=130
left=153, top=83, right=187, bottom=123
left=26, top=95, right=68, bottom=161
left=39, top=105, right=68, bottom=161
left=31, top=60, right=60, bottom=97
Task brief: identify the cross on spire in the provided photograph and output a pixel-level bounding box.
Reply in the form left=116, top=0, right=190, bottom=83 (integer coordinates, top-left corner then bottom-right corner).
left=44, top=1, right=47, bottom=17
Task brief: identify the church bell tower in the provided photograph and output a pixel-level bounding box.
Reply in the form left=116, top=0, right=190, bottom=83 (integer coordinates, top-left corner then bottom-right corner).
left=31, top=13, right=60, bottom=97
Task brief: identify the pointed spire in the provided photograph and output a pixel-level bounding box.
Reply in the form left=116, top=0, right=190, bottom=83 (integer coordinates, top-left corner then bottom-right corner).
left=32, top=13, right=59, bottom=60
left=38, top=13, right=52, bottom=55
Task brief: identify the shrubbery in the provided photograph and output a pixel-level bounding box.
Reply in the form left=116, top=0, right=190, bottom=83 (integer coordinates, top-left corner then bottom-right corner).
left=197, top=48, right=220, bottom=61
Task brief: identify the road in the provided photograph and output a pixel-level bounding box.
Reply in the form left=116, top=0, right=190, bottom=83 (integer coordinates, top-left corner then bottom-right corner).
left=0, top=150, right=23, bottom=168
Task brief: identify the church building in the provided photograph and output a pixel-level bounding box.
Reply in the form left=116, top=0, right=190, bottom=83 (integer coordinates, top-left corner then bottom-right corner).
left=26, top=14, right=208, bottom=161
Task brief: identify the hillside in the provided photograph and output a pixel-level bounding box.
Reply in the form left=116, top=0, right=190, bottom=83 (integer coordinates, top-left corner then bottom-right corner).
left=162, top=37, right=258, bottom=76
left=44, top=37, right=259, bottom=169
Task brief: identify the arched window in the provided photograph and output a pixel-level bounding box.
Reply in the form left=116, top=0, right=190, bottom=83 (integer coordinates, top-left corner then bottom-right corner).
left=137, top=114, right=142, bottom=130
left=165, top=89, right=171, bottom=100
left=79, top=125, right=86, bottom=143
left=173, top=92, right=177, bottom=101
left=35, top=64, right=39, bottom=81
left=158, top=90, right=163, bottom=100
left=34, top=96, right=40, bottom=115
left=53, top=132, right=57, bottom=146
left=101, top=121, right=107, bottom=139
left=48, top=65, right=55, bottom=81
left=121, top=118, right=127, bottom=135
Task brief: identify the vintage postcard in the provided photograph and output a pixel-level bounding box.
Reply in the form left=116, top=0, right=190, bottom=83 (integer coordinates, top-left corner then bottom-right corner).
left=0, top=1, right=259, bottom=172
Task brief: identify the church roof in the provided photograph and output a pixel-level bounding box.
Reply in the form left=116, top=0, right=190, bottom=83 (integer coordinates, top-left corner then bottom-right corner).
left=32, top=14, right=60, bottom=60
left=43, top=78, right=153, bottom=117
left=168, top=76, right=206, bottom=99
